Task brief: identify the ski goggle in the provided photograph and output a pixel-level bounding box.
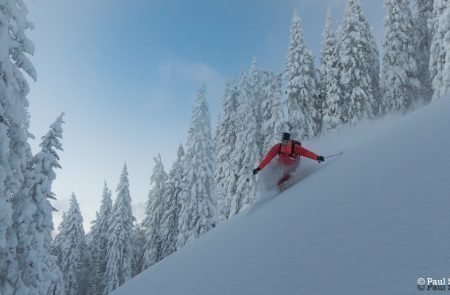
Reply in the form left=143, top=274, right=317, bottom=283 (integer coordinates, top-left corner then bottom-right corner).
left=281, top=139, right=290, bottom=145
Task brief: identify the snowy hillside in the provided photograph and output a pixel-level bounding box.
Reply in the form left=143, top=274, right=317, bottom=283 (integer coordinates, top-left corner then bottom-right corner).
left=113, top=98, right=450, bottom=295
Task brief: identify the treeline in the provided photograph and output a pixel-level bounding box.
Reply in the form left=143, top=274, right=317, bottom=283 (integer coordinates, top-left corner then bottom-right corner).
left=1, top=0, right=449, bottom=295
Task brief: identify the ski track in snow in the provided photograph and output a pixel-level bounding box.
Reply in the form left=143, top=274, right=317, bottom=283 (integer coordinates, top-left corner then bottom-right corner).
left=113, top=97, right=450, bottom=295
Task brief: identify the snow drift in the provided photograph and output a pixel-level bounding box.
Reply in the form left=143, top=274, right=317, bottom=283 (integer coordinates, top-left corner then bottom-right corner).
left=113, top=98, right=450, bottom=295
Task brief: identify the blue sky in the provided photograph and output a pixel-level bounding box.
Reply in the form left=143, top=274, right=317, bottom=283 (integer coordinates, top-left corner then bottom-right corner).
left=26, top=0, right=385, bottom=230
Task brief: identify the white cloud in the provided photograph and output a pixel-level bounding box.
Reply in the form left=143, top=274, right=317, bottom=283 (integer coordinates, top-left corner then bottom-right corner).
left=159, top=58, right=225, bottom=87
left=155, top=58, right=226, bottom=124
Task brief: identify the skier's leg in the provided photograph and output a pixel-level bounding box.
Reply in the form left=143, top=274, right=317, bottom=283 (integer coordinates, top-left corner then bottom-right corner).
left=286, top=159, right=300, bottom=175
left=257, top=161, right=282, bottom=192
left=277, top=171, right=291, bottom=185
left=277, top=160, right=300, bottom=187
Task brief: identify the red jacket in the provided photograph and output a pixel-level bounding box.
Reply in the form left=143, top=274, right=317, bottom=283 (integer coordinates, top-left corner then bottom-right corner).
left=257, top=141, right=318, bottom=170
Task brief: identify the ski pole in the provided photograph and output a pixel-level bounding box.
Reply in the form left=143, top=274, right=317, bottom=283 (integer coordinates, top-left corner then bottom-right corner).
left=324, top=151, right=344, bottom=159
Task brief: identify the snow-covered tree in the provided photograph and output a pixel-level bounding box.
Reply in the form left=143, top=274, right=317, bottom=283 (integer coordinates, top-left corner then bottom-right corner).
left=87, top=182, right=112, bottom=295
left=214, top=80, right=240, bottom=221
left=381, top=0, right=420, bottom=113
left=319, top=9, right=343, bottom=133
left=285, top=9, right=319, bottom=140
left=247, top=58, right=265, bottom=156
left=337, top=0, right=381, bottom=123
left=216, top=59, right=273, bottom=221
left=0, top=10, right=13, bottom=281
left=429, top=0, right=450, bottom=99
left=141, top=154, right=168, bottom=270
left=13, top=114, right=64, bottom=294
left=319, top=9, right=335, bottom=101
left=45, top=255, right=64, bottom=295
left=229, top=71, right=260, bottom=217
left=103, top=164, right=135, bottom=294
left=260, top=71, right=287, bottom=153
left=216, top=60, right=284, bottom=219
left=131, top=222, right=146, bottom=277
left=177, top=87, right=216, bottom=248
left=4, top=0, right=37, bottom=196
left=52, top=194, right=87, bottom=295
left=0, top=0, right=37, bottom=293
left=160, top=144, right=185, bottom=257
left=415, top=0, right=435, bottom=104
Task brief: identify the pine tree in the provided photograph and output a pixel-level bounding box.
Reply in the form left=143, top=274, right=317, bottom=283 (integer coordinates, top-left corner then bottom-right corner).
left=141, top=154, right=168, bottom=270
left=160, top=145, right=185, bottom=257
left=177, top=87, right=216, bottom=248
left=0, top=7, right=13, bottom=275
left=285, top=9, right=319, bottom=140
left=0, top=1, right=36, bottom=293
left=5, top=0, right=37, bottom=196
left=229, top=71, right=259, bottom=216
left=103, top=164, right=135, bottom=294
left=415, top=0, right=435, bottom=104
left=218, top=60, right=283, bottom=218
left=131, top=222, right=146, bottom=277
left=87, top=182, right=112, bottom=295
left=319, top=10, right=342, bottom=133
left=247, top=58, right=265, bottom=156
left=214, top=79, right=240, bottom=221
left=319, top=9, right=335, bottom=101
left=381, top=0, right=420, bottom=113
left=45, top=255, right=64, bottom=295
left=52, top=194, right=87, bottom=295
left=429, top=0, right=450, bottom=99
left=337, top=0, right=381, bottom=123
left=319, top=9, right=343, bottom=133
left=13, top=114, right=64, bottom=294
left=260, top=71, right=287, bottom=153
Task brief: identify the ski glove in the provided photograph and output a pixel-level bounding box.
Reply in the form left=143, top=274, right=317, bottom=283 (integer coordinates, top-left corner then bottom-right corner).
left=253, top=168, right=261, bottom=175
left=317, top=156, right=325, bottom=163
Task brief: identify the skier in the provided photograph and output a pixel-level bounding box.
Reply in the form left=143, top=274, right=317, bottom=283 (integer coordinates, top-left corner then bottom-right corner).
left=253, top=132, right=324, bottom=189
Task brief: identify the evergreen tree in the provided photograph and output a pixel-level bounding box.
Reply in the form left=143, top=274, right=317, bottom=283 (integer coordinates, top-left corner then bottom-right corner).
left=337, top=0, right=381, bottom=123
left=319, top=9, right=335, bottom=102
left=131, top=223, right=146, bottom=277
left=87, top=182, right=112, bottom=295
left=50, top=212, right=64, bottom=266
left=52, top=194, right=87, bottom=295
left=103, top=164, right=135, bottom=294
left=0, top=1, right=36, bottom=293
left=260, top=71, right=287, bottom=153
left=177, top=87, right=216, bottom=248
left=13, top=114, right=64, bottom=294
left=141, top=154, right=168, bottom=270
left=229, top=71, right=259, bottom=216
left=429, top=0, right=450, bottom=99
left=5, top=0, right=37, bottom=196
left=319, top=9, right=343, bottom=133
left=247, top=58, right=265, bottom=156
left=285, top=10, right=319, bottom=140
left=214, top=80, right=240, bottom=221
left=381, top=0, right=420, bottom=113
left=415, top=0, right=435, bottom=104
left=160, top=144, right=185, bottom=257
left=45, top=255, right=64, bottom=295
left=220, top=60, right=283, bottom=218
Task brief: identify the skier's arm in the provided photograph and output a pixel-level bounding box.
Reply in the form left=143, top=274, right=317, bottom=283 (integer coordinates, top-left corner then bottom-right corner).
left=257, top=144, right=279, bottom=170
left=295, top=145, right=319, bottom=161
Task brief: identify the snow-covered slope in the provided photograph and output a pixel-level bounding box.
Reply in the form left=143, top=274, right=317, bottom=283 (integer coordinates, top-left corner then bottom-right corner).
left=113, top=98, right=450, bottom=295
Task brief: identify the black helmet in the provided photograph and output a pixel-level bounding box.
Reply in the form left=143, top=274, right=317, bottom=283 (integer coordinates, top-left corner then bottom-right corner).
left=281, top=132, right=291, bottom=141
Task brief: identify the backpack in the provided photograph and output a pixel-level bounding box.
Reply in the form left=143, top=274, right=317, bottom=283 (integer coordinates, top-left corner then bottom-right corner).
left=277, top=140, right=301, bottom=158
